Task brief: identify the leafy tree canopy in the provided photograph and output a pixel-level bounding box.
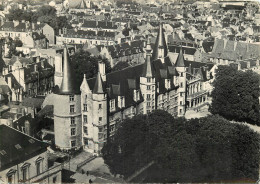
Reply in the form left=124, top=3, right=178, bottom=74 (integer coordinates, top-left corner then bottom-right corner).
left=209, top=65, right=260, bottom=125
left=102, top=110, right=260, bottom=182
left=70, top=49, right=111, bottom=86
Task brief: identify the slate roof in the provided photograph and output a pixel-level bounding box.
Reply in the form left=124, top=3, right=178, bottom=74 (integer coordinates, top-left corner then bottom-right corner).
left=82, top=21, right=118, bottom=30
left=22, top=97, right=45, bottom=108
left=105, top=40, right=145, bottom=59
left=0, top=124, right=47, bottom=171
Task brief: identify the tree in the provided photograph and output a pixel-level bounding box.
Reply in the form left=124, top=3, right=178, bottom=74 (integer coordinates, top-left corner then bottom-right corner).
left=209, top=65, right=260, bottom=125
left=70, top=49, right=111, bottom=86
left=111, top=61, right=130, bottom=72
left=102, top=111, right=260, bottom=182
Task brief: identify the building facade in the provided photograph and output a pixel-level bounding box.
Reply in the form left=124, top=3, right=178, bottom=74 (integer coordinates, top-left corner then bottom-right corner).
left=53, top=23, right=213, bottom=154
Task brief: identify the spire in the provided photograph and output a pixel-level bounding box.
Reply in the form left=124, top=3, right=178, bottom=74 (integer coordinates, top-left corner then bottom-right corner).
left=152, top=23, right=168, bottom=61
left=175, top=47, right=185, bottom=67
left=93, top=72, right=104, bottom=94
left=142, top=37, right=154, bottom=78
left=59, top=46, right=79, bottom=95
left=80, top=74, right=91, bottom=93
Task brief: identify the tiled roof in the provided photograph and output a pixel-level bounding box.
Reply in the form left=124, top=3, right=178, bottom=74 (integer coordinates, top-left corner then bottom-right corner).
left=0, top=124, right=47, bottom=171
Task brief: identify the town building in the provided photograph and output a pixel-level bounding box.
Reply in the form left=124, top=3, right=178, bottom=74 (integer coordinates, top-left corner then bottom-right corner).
left=0, top=21, right=55, bottom=46
left=0, top=124, right=62, bottom=183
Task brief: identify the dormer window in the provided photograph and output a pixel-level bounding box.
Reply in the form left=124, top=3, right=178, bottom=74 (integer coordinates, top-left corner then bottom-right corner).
left=147, top=78, right=151, bottom=83
left=118, top=96, right=125, bottom=108
left=110, top=99, right=115, bottom=110
left=134, top=90, right=140, bottom=102
left=165, top=79, right=171, bottom=90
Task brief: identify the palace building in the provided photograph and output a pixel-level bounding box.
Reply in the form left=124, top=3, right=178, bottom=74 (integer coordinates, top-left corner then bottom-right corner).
left=53, top=23, right=214, bottom=154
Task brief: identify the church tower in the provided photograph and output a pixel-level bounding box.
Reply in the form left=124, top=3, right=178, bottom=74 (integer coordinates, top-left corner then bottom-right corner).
left=175, top=48, right=186, bottom=116
left=152, top=23, right=168, bottom=63
left=140, top=37, right=156, bottom=114
left=54, top=47, right=82, bottom=150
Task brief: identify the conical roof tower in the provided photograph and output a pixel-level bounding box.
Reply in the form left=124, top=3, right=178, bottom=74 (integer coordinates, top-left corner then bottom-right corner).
left=59, top=47, right=80, bottom=94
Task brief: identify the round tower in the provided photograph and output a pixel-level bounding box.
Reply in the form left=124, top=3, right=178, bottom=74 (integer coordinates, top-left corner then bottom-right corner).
left=54, top=47, right=82, bottom=150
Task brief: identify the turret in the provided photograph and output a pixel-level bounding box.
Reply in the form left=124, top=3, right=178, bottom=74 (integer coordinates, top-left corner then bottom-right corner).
left=140, top=37, right=156, bottom=114
left=53, top=46, right=82, bottom=150
left=175, top=48, right=186, bottom=117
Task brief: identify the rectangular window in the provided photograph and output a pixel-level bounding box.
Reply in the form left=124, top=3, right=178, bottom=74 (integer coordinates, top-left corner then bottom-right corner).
left=147, top=102, right=150, bottom=107
left=22, top=168, right=27, bottom=181
left=84, top=126, right=88, bottom=135
left=147, top=94, right=151, bottom=99
left=180, top=82, right=183, bottom=88
left=8, top=175, right=12, bottom=183
left=84, top=115, right=87, bottom=123
left=83, top=104, right=87, bottom=111
left=53, top=176, right=57, bottom=183
left=71, top=128, right=76, bottom=136
left=180, top=109, right=182, bottom=113
left=147, top=78, right=151, bottom=82
left=99, top=117, right=102, bottom=122
left=99, top=104, right=102, bottom=109
left=70, top=105, right=75, bottom=113
left=180, top=101, right=182, bottom=105
left=71, top=140, right=76, bottom=147
left=147, top=85, right=151, bottom=90
left=84, top=138, right=88, bottom=145
left=36, top=162, right=41, bottom=175
left=71, top=117, right=75, bottom=125
left=69, top=95, right=74, bottom=102
left=180, top=72, right=183, bottom=77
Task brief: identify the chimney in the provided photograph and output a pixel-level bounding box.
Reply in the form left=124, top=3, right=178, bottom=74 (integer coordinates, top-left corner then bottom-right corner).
left=7, top=76, right=12, bottom=88
left=21, top=108, right=25, bottom=116
left=34, top=64, right=38, bottom=72
left=41, top=60, right=45, bottom=68
left=247, top=61, right=250, bottom=68
left=36, top=56, right=40, bottom=63
left=98, top=60, right=106, bottom=82
left=25, top=120, right=30, bottom=135
left=32, top=22, right=35, bottom=30
left=8, top=118, right=13, bottom=127
left=13, top=20, right=19, bottom=27
left=237, top=62, right=241, bottom=70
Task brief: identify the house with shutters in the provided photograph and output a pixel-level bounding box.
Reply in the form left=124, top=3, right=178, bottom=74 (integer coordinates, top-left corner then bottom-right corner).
left=50, top=23, right=215, bottom=154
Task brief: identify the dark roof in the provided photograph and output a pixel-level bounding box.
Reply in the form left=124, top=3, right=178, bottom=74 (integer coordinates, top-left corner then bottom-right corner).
left=22, top=97, right=44, bottom=108
left=82, top=21, right=117, bottom=30
left=0, top=124, right=47, bottom=171
left=175, top=49, right=185, bottom=67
